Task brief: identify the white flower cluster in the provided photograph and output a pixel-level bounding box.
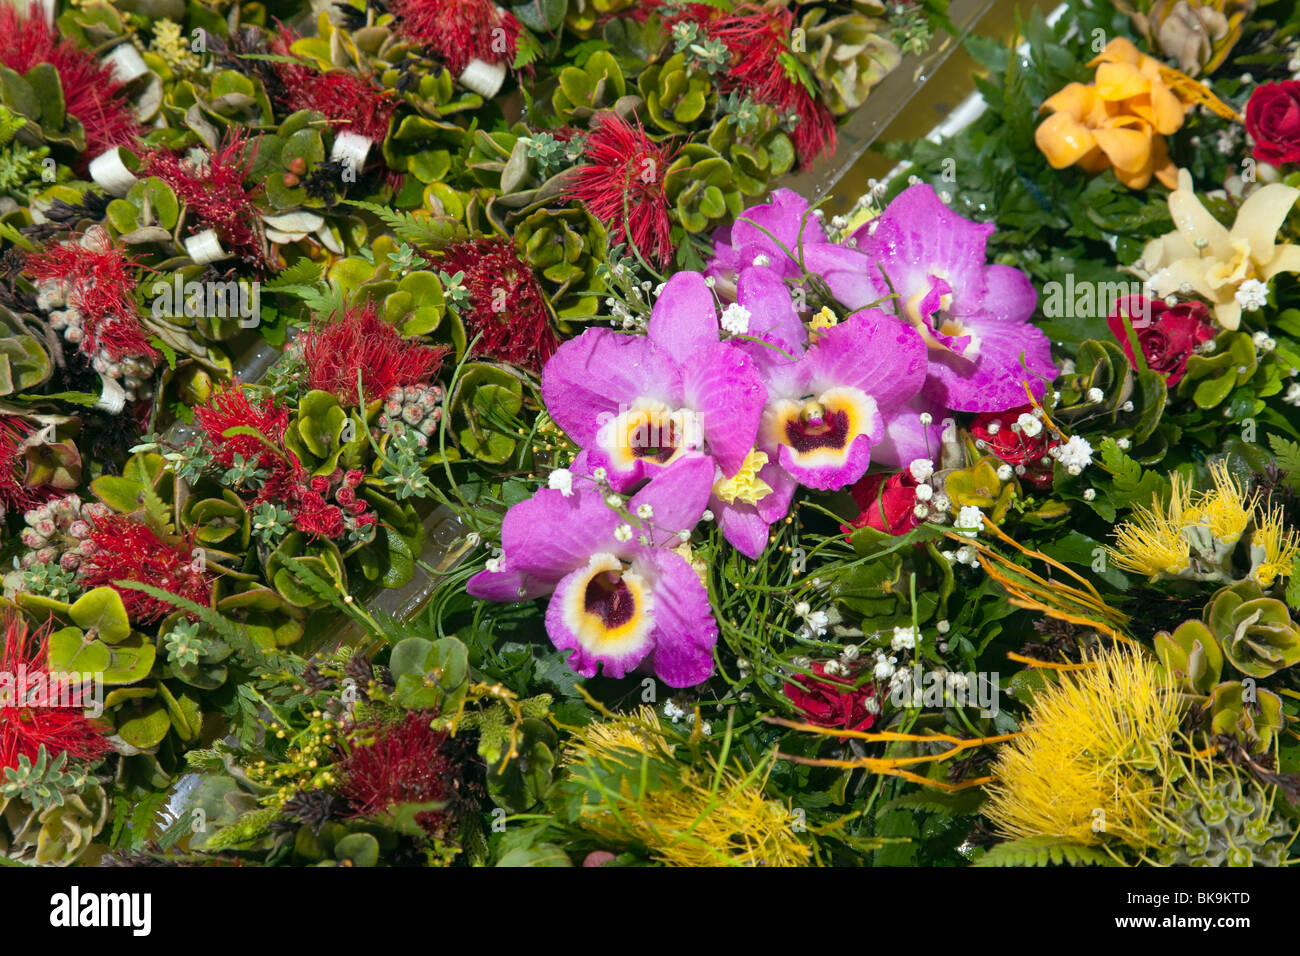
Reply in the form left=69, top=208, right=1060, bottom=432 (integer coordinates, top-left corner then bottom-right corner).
left=906, top=457, right=951, bottom=524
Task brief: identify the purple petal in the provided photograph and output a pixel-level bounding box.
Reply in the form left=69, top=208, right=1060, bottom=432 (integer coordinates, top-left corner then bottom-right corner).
left=984, top=264, right=1038, bottom=324
left=542, top=330, right=682, bottom=447
left=922, top=311, right=1057, bottom=412
left=638, top=549, right=717, bottom=687
left=628, top=454, right=714, bottom=546
left=647, top=272, right=720, bottom=365
left=755, top=461, right=798, bottom=524
left=466, top=567, right=550, bottom=603
left=498, top=482, right=618, bottom=582
left=872, top=396, right=944, bottom=469
left=736, top=266, right=807, bottom=357
left=713, top=499, right=771, bottom=559
left=681, top=343, right=766, bottom=477
left=850, top=185, right=994, bottom=319
left=710, top=189, right=828, bottom=282
left=803, top=244, right=889, bottom=311
left=777, top=432, right=874, bottom=490
left=803, top=310, right=927, bottom=412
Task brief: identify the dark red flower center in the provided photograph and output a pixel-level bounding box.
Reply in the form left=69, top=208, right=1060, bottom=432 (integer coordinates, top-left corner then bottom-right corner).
left=784, top=402, right=850, bottom=454
left=584, top=571, right=636, bottom=629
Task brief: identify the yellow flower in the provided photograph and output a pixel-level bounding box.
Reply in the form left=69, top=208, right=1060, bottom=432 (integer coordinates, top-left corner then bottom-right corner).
left=1035, top=38, right=1185, bottom=189
left=1189, top=460, right=1255, bottom=544
left=712, top=448, right=773, bottom=506
left=1142, top=168, right=1300, bottom=330
left=984, top=646, right=1180, bottom=849
left=1106, top=475, right=1194, bottom=578
left=565, top=709, right=810, bottom=866
left=1250, top=505, right=1300, bottom=589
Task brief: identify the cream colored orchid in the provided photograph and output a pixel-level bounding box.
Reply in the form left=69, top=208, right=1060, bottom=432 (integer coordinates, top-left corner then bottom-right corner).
left=1142, top=168, right=1300, bottom=330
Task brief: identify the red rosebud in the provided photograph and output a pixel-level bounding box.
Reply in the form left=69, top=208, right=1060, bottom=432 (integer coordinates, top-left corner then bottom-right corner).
left=336, top=486, right=356, bottom=506
left=843, top=470, right=921, bottom=535
left=1106, top=294, right=1215, bottom=387
left=783, top=663, right=876, bottom=734
left=345, top=470, right=364, bottom=487
left=1245, top=81, right=1300, bottom=168
left=969, top=405, right=1057, bottom=488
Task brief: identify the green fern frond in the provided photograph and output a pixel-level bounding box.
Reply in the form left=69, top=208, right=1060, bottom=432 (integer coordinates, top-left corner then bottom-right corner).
left=973, top=835, right=1121, bottom=867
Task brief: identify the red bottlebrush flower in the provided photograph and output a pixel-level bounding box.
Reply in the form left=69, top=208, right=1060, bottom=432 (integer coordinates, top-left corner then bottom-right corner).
left=439, top=237, right=558, bottom=371
left=660, top=2, right=836, bottom=165
left=1105, top=294, right=1215, bottom=387
left=969, top=406, right=1058, bottom=489
left=389, top=0, right=520, bottom=74
left=0, top=3, right=141, bottom=163
left=338, top=711, right=462, bottom=835
left=0, top=415, right=55, bottom=516
left=0, top=612, right=112, bottom=772
left=270, top=30, right=397, bottom=144
left=193, top=387, right=290, bottom=471
left=25, top=228, right=158, bottom=364
left=783, top=662, right=876, bottom=735
left=80, top=515, right=213, bottom=624
left=300, top=303, right=449, bottom=406
left=843, top=470, right=922, bottom=536
left=141, top=130, right=265, bottom=264
left=566, top=113, right=676, bottom=267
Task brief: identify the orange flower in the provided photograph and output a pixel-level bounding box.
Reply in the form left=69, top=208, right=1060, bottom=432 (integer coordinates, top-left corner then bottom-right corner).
left=1035, top=38, right=1186, bottom=189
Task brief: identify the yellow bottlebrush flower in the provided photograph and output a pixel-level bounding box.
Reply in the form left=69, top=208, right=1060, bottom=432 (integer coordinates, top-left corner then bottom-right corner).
left=1142, top=168, right=1300, bottom=330
left=712, top=448, right=773, bottom=506
left=1250, top=505, right=1300, bottom=589
left=565, top=708, right=811, bottom=866
left=1190, top=460, right=1256, bottom=544
left=1106, top=477, right=1194, bottom=578
left=984, top=646, right=1180, bottom=850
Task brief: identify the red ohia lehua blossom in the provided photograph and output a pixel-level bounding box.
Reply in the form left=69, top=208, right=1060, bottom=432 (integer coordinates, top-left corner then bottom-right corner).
left=270, top=29, right=397, bottom=145
left=141, top=130, right=266, bottom=265
left=0, top=415, right=55, bottom=516
left=338, top=710, right=470, bottom=836
left=439, top=237, right=558, bottom=372
left=192, top=386, right=303, bottom=504
left=659, top=2, right=837, bottom=166
left=388, top=0, right=521, bottom=75
left=300, top=303, right=449, bottom=406
left=0, top=612, right=111, bottom=772
left=25, top=228, right=159, bottom=364
left=566, top=112, right=676, bottom=267
left=783, top=662, right=877, bottom=734
left=79, top=515, right=214, bottom=624
left=0, top=3, right=141, bottom=164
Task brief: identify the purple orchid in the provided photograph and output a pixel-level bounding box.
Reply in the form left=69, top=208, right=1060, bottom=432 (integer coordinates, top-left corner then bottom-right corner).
left=810, top=185, right=1056, bottom=412
left=541, top=272, right=766, bottom=492
left=710, top=185, right=1057, bottom=414
left=466, top=456, right=718, bottom=687
left=708, top=188, right=829, bottom=288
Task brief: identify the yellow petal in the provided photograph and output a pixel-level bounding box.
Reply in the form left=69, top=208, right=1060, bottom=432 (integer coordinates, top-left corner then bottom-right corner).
left=1263, top=243, right=1300, bottom=281
left=1035, top=113, right=1099, bottom=169
left=1214, top=299, right=1241, bottom=332
left=1093, top=121, right=1153, bottom=173
left=1089, top=36, right=1140, bottom=68
left=1169, top=174, right=1232, bottom=259
left=1231, top=183, right=1300, bottom=267
left=1040, top=82, right=1099, bottom=119
left=1147, top=83, right=1186, bottom=135
left=1094, top=63, right=1148, bottom=101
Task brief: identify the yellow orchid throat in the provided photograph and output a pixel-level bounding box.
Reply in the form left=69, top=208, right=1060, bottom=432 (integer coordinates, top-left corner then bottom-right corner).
left=713, top=449, right=774, bottom=506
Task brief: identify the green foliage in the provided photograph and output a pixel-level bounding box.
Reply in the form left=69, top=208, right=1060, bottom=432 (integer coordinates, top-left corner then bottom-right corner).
left=973, top=835, right=1120, bottom=867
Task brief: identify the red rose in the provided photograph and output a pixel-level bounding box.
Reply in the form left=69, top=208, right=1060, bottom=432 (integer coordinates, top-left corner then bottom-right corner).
left=1246, top=81, right=1300, bottom=167
left=1105, top=294, right=1214, bottom=387
left=843, top=470, right=921, bottom=535
left=970, top=405, right=1057, bottom=488
left=783, top=663, right=877, bottom=733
